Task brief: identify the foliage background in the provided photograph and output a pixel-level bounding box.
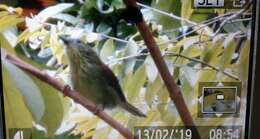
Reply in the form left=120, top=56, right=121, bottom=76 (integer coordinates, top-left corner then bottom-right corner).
left=0, top=0, right=252, bottom=138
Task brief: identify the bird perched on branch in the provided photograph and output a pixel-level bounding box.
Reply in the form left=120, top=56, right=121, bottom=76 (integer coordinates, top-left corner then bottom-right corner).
left=60, top=36, right=146, bottom=117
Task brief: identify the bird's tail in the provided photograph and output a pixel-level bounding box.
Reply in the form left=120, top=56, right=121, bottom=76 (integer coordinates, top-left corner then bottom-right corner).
left=120, top=102, right=146, bottom=117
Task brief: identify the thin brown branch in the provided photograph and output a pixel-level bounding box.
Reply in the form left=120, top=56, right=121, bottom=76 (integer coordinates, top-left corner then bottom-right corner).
left=213, top=2, right=252, bottom=36
left=165, top=52, right=239, bottom=80
left=159, top=7, right=251, bottom=46
left=107, top=52, right=239, bottom=80
left=161, top=12, right=234, bottom=34
left=137, top=2, right=197, bottom=25
left=2, top=51, right=135, bottom=139
left=122, top=0, right=201, bottom=138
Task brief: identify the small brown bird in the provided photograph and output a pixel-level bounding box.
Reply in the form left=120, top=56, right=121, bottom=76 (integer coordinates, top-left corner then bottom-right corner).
left=60, top=36, right=146, bottom=117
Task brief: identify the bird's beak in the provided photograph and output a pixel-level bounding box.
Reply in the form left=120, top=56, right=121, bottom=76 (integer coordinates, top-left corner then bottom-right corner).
left=59, top=35, right=71, bottom=45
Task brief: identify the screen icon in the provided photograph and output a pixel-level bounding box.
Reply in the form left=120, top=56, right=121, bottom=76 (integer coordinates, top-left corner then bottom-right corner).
left=193, top=0, right=249, bottom=9
left=216, top=94, right=225, bottom=100
left=201, top=87, right=237, bottom=114
left=198, top=82, right=241, bottom=118
left=194, top=0, right=225, bottom=8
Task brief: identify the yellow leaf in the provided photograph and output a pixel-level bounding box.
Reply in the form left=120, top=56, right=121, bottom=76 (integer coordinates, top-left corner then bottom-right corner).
left=92, top=127, right=111, bottom=139
left=181, top=0, right=194, bottom=25
left=49, top=30, right=66, bottom=64
left=0, top=5, right=8, bottom=10
left=17, top=29, right=34, bottom=43
left=0, top=14, right=24, bottom=32
left=0, top=5, right=23, bottom=15
left=136, top=111, right=160, bottom=126
left=2, top=68, right=33, bottom=139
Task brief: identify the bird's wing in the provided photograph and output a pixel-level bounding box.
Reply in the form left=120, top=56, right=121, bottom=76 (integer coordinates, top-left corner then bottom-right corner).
left=100, top=64, right=127, bottom=102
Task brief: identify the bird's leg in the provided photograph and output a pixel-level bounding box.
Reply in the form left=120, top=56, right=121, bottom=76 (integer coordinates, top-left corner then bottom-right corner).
left=93, top=104, right=104, bottom=115
left=62, top=85, right=71, bottom=97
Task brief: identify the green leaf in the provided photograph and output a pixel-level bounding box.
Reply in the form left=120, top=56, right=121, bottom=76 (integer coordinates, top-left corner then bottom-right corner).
left=182, top=66, right=197, bottom=87
left=157, top=87, right=170, bottom=114
left=175, top=44, right=201, bottom=65
left=176, top=35, right=209, bottom=49
left=145, top=56, right=158, bottom=82
left=1, top=27, right=18, bottom=47
left=235, top=40, right=250, bottom=80
left=80, top=0, right=96, bottom=19
left=37, top=3, right=74, bottom=22
left=123, top=40, right=139, bottom=74
left=190, top=13, right=209, bottom=23
left=96, top=22, right=112, bottom=34
left=0, top=14, right=23, bottom=32
left=2, top=58, right=45, bottom=122
left=84, top=22, right=95, bottom=33
left=197, top=70, right=217, bottom=83
left=93, top=127, right=112, bottom=139
left=32, top=127, right=81, bottom=139
left=223, top=21, right=246, bottom=33
left=200, top=40, right=223, bottom=65
left=0, top=11, right=8, bottom=18
left=0, top=33, right=16, bottom=54
left=30, top=76, right=65, bottom=137
left=124, top=65, right=146, bottom=102
left=96, top=0, right=114, bottom=14
left=17, top=29, right=33, bottom=43
left=136, top=110, right=161, bottom=126
left=100, top=39, right=114, bottom=62
left=219, top=34, right=237, bottom=70
left=180, top=77, right=194, bottom=107
left=111, top=0, right=125, bottom=9
left=180, top=69, right=196, bottom=106
left=2, top=68, right=33, bottom=139
left=49, top=27, right=66, bottom=65
left=145, top=75, right=163, bottom=107
left=181, top=0, right=194, bottom=24
left=51, top=13, right=80, bottom=25
left=151, top=0, right=182, bottom=30
left=163, top=101, right=179, bottom=124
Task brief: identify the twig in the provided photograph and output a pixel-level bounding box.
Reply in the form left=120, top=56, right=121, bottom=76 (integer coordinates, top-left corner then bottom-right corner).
left=41, top=22, right=130, bottom=44
left=107, top=51, right=239, bottom=80
left=213, top=3, right=251, bottom=36
left=137, top=2, right=215, bottom=37
left=158, top=9, right=250, bottom=46
left=107, top=53, right=148, bottom=64
left=2, top=51, right=135, bottom=139
left=161, top=12, right=234, bottom=34
left=100, top=34, right=129, bottom=43
left=137, top=2, right=197, bottom=25
left=228, top=18, right=252, bottom=23
left=165, top=52, right=239, bottom=80
left=122, top=0, right=202, bottom=138
left=158, top=19, right=219, bottom=45
left=159, top=11, right=251, bottom=45
left=161, top=11, right=251, bottom=35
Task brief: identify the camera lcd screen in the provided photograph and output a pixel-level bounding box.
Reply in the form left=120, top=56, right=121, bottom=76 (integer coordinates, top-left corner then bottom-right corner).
left=0, top=0, right=257, bottom=139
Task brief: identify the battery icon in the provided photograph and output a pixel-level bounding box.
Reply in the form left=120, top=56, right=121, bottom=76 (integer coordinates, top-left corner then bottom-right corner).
left=216, top=94, right=225, bottom=100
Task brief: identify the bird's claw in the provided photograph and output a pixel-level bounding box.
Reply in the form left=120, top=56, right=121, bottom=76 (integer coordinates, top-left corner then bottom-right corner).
left=62, top=85, right=71, bottom=97
left=93, top=104, right=104, bottom=115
